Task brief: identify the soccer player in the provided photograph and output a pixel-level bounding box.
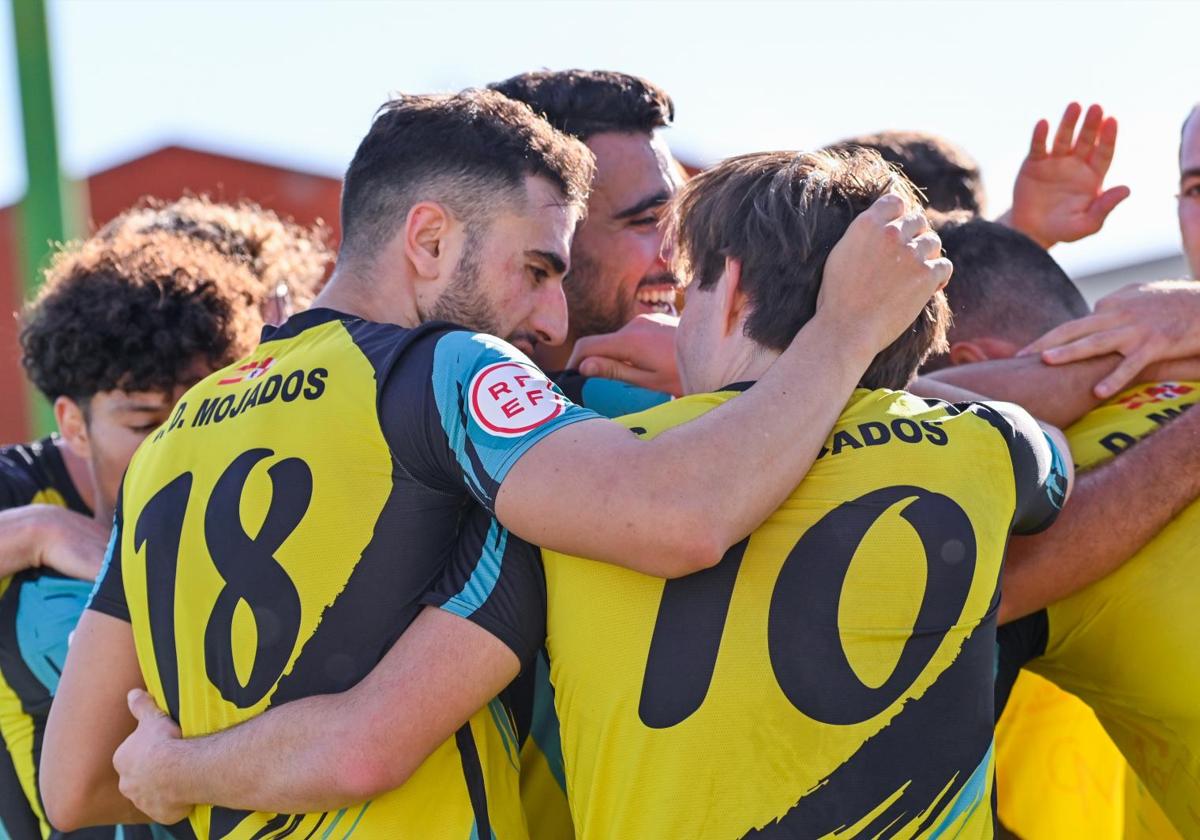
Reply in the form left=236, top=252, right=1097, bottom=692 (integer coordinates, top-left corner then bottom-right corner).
left=0, top=229, right=265, bottom=840
left=45, top=93, right=949, bottom=839
left=489, top=69, right=685, bottom=410
left=934, top=218, right=1200, bottom=839
left=570, top=103, right=1130, bottom=398
left=107, top=148, right=1056, bottom=839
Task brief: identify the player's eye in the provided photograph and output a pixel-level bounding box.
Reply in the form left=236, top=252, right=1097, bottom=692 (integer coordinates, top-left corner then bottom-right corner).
left=129, top=423, right=159, bottom=433
left=528, top=265, right=549, bottom=284
left=1184, top=183, right=1200, bottom=199
left=629, top=215, right=658, bottom=229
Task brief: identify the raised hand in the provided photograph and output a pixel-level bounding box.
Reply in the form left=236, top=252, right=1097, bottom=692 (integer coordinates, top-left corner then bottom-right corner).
left=1020, top=280, right=1200, bottom=398
left=1005, top=102, right=1130, bottom=248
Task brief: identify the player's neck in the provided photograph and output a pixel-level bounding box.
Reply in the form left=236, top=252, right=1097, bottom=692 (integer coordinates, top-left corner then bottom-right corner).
left=312, top=266, right=421, bottom=328
left=704, top=341, right=778, bottom=394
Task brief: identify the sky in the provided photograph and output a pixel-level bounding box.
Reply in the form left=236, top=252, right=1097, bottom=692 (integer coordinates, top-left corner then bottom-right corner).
left=1, top=0, right=1197, bottom=277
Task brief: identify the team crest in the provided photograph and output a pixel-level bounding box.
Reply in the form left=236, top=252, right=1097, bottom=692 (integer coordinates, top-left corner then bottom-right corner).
left=469, top=361, right=565, bottom=437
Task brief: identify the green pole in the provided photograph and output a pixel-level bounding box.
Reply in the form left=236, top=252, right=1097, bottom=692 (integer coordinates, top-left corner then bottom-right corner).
left=11, top=0, right=82, bottom=436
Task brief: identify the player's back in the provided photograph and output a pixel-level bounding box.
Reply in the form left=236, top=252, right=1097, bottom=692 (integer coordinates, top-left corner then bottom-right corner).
left=1026, top=381, right=1200, bottom=838
left=542, top=385, right=1060, bottom=840
left=100, top=309, right=526, bottom=840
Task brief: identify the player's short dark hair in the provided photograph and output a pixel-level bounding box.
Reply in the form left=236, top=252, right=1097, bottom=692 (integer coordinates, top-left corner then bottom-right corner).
left=99, top=196, right=332, bottom=312
left=671, top=148, right=949, bottom=390
left=828, top=130, right=985, bottom=215
left=20, top=230, right=263, bottom=404
left=927, top=217, right=1089, bottom=366
left=339, top=89, right=595, bottom=263
left=488, top=69, right=674, bottom=140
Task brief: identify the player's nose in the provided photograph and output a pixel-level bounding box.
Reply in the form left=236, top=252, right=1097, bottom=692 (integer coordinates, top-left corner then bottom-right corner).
left=531, top=280, right=569, bottom=346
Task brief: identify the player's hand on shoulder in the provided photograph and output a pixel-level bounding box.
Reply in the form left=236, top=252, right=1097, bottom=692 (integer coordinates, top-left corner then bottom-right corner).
left=1021, top=280, right=1200, bottom=398
left=113, top=689, right=191, bottom=825
left=566, top=314, right=682, bottom=396
left=31, top=506, right=110, bottom=581
left=1005, top=102, right=1130, bottom=248
left=820, top=193, right=951, bottom=355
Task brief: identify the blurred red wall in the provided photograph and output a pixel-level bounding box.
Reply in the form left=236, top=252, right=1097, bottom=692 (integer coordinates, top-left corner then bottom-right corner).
left=0, top=145, right=342, bottom=442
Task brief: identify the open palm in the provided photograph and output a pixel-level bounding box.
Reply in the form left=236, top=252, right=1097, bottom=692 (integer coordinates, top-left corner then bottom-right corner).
left=1010, top=102, right=1130, bottom=248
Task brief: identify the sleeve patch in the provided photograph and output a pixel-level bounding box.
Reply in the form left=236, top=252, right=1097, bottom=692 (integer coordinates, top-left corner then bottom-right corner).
left=469, top=361, right=567, bottom=437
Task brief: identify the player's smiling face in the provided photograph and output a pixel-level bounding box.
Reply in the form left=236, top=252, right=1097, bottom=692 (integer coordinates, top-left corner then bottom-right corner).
left=562, top=132, right=684, bottom=342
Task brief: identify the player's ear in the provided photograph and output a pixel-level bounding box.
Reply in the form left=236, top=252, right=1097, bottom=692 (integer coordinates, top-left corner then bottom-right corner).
left=404, top=201, right=452, bottom=280
left=948, top=340, right=990, bottom=366
left=55, top=396, right=91, bottom=461
left=720, top=256, right=749, bottom=338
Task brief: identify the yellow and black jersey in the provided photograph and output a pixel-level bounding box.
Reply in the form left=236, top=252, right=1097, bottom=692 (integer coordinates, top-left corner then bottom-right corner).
left=88, top=307, right=599, bottom=840
left=430, top=384, right=1066, bottom=839
left=0, top=437, right=138, bottom=840
left=997, top=381, right=1200, bottom=838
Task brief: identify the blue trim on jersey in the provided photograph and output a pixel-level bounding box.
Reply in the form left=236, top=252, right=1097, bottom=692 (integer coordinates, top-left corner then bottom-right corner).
left=530, top=650, right=568, bottom=794
left=929, top=741, right=993, bottom=838
left=441, top=518, right=507, bottom=619
left=14, top=575, right=92, bottom=694
left=84, top=523, right=120, bottom=612
left=1042, top=431, right=1068, bottom=512
left=579, top=377, right=671, bottom=419
left=486, top=698, right=519, bottom=771
left=318, top=807, right=347, bottom=840
left=430, top=332, right=599, bottom=499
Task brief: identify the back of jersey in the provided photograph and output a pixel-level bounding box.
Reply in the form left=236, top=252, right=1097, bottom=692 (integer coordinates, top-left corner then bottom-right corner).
left=94, top=310, right=526, bottom=839
left=542, top=386, right=1059, bottom=840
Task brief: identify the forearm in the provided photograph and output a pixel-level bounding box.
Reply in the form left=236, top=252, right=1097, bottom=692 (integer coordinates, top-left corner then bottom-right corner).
left=505, top=310, right=875, bottom=575
left=160, top=695, right=372, bottom=814
left=0, top=507, right=43, bottom=578
left=919, top=355, right=1117, bottom=427
left=1000, top=405, right=1200, bottom=622
left=140, top=609, right=517, bottom=816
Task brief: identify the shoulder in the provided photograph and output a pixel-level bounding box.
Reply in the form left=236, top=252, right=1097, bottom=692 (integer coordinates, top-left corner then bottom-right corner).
left=616, top=390, right=732, bottom=439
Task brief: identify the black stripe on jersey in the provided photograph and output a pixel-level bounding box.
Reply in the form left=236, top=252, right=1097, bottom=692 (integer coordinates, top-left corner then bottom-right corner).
left=455, top=724, right=491, bottom=838
left=453, top=380, right=501, bottom=508
left=741, top=612, right=997, bottom=839
left=993, top=609, right=1049, bottom=721
left=640, top=539, right=748, bottom=729
left=0, top=723, right=40, bottom=840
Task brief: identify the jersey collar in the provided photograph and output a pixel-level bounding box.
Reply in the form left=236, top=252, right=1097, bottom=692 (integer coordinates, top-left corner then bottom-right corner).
left=260, top=307, right=353, bottom=344
left=717, top=380, right=755, bottom=393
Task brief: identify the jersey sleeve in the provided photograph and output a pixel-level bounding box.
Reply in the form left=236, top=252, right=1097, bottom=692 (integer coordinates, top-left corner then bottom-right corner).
left=0, top=447, right=40, bottom=510
left=85, top=495, right=129, bottom=622
left=550, top=370, right=672, bottom=419
left=420, top=505, right=546, bottom=667
left=974, top=401, right=1068, bottom=535
left=380, top=330, right=601, bottom=513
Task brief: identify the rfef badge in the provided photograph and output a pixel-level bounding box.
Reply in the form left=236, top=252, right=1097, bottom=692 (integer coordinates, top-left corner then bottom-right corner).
left=469, top=362, right=566, bottom=437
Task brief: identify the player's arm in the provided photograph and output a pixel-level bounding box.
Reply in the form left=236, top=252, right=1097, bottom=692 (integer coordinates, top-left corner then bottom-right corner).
left=917, top=356, right=1119, bottom=429
left=983, top=400, right=1074, bottom=537
left=1000, top=403, right=1200, bottom=622
left=498, top=197, right=950, bottom=576
left=112, top=510, right=543, bottom=822
left=0, top=504, right=108, bottom=580
left=41, top=510, right=150, bottom=831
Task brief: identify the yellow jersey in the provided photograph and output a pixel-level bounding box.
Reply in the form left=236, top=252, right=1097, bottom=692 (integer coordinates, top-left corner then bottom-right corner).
left=432, top=384, right=1066, bottom=839
left=89, top=308, right=599, bottom=839
left=1030, top=381, right=1200, bottom=837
